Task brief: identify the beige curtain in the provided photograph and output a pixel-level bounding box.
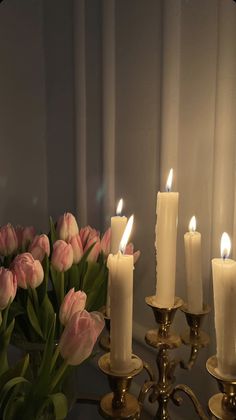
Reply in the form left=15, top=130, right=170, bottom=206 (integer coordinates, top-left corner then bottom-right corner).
left=74, top=0, right=236, bottom=417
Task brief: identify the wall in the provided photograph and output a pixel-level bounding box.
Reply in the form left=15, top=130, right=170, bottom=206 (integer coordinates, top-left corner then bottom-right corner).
left=0, top=0, right=76, bottom=232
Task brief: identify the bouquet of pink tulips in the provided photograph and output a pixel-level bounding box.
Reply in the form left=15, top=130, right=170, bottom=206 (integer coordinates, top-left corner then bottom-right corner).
left=0, top=212, right=110, bottom=343
left=0, top=212, right=113, bottom=419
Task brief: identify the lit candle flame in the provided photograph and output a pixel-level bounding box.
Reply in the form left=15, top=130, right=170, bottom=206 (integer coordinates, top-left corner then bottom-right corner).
left=166, top=168, right=173, bottom=192
left=220, top=232, right=231, bottom=259
left=116, top=198, right=123, bottom=216
left=119, top=215, right=134, bottom=253
left=189, top=216, right=197, bottom=232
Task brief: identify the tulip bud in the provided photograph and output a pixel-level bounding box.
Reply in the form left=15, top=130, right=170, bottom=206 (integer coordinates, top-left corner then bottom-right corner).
left=56, top=212, right=79, bottom=242
left=15, top=225, right=35, bottom=250
left=125, top=242, right=141, bottom=264
left=11, top=252, right=44, bottom=289
left=22, top=226, right=35, bottom=249
left=68, top=234, right=83, bottom=264
left=100, top=228, right=111, bottom=257
left=59, top=288, right=87, bottom=326
left=80, top=226, right=99, bottom=248
left=29, top=234, right=50, bottom=262
left=0, top=268, right=17, bottom=310
left=0, top=224, right=18, bottom=256
left=51, top=240, right=73, bottom=272
left=84, top=236, right=101, bottom=262
left=59, top=310, right=104, bottom=365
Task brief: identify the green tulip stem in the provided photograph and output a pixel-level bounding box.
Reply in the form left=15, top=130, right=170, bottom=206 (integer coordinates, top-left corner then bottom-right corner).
left=60, top=271, right=65, bottom=307
left=50, top=345, right=60, bottom=373
left=49, top=359, right=68, bottom=393
left=31, top=287, right=39, bottom=316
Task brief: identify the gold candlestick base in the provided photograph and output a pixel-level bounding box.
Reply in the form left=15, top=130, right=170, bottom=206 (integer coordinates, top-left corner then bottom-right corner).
left=98, top=353, right=143, bottom=419
left=142, top=295, right=208, bottom=419
left=145, top=296, right=183, bottom=349
left=207, top=355, right=236, bottom=419
left=180, top=303, right=211, bottom=370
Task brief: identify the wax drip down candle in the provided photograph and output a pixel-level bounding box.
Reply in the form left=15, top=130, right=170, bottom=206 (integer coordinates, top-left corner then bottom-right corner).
left=212, top=232, right=236, bottom=378
left=107, top=215, right=134, bottom=374
left=184, top=216, right=203, bottom=313
left=155, top=169, right=179, bottom=308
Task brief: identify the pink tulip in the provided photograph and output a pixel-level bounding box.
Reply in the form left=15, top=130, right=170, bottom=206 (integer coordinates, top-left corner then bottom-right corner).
left=0, top=224, right=18, bottom=256
left=15, top=225, right=35, bottom=250
left=22, top=226, right=35, bottom=248
left=125, top=242, right=141, bottom=264
left=0, top=268, right=17, bottom=310
left=84, top=236, right=101, bottom=262
left=68, top=234, right=83, bottom=264
left=51, top=240, right=73, bottom=272
left=80, top=226, right=99, bottom=248
left=12, top=252, right=44, bottom=289
left=56, top=212, right=79, bottom=242
left=29, top=234, right=50, bottom=262
left=100, top=228, right=111, bottom=257
left=59, top=288, right=87, bottom=326
left=59, top=310, right=104, bottom=365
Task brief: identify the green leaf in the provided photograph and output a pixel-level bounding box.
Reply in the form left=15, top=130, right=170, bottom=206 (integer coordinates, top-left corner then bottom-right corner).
left=36, top=316, right=56, bottom=395
left=49, top=393, right=68, bottom=419
left=0, top=377, right=29, bottom=409
left=0, top=354, right=29, bottom=390
left=50, top=266, right=61, bottom=310
left=66, top=263, right=79, bottom=291
left=83, top=263, right=108, bottom=311
left=27, top=297, right=44, bottom=339
left=37, top=255, right=50, bottom=305
left=39, top=295, right=55, bottom=338
left=3, top=395, right=24, bottom=420
left=0, top=319, right=15, bottom=375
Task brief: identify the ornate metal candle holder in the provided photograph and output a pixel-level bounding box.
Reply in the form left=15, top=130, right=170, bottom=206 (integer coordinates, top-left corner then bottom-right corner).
left=206, top=355, right=236, bottom=419
left=180, top=303, right=211, bottom=370
left=141, top=295, right=210, bottom=419
left=98, top=352, right=143, bottom=419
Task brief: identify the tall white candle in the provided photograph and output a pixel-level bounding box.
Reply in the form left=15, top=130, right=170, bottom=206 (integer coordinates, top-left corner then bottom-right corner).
left=184, top=216, right=203, bottom=313
left=111, top=199, right=127, bottom=254
left=107, top=216, right=134, bottom=374
left=106, top=199, right=127, bottom=317
left=155, top=169, right=179, bottom=307
left=212, top=232, right=236, bottom=378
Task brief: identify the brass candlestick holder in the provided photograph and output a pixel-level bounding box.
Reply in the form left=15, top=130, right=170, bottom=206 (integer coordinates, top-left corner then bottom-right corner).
left=98, top=352, right=143, bottom=419
left=141, top=295, right=210, bottom=419
left=207, top=355, right=236, bottom=419
left=180, top=303, right=211, bottom=370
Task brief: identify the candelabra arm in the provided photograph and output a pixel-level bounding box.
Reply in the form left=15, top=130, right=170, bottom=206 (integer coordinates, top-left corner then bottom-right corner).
left=138, top=380, right=157, bottom=408
left=171, top=384, right=208, bottom=420
left=143, top=360, right=156, bottom=382
left=180, top=345, right=200, bottom=371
